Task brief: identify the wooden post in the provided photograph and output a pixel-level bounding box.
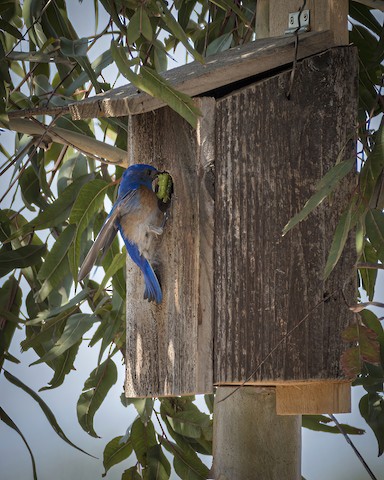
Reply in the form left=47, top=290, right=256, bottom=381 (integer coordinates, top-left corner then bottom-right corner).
left=213, top=387, right=301, bottom=479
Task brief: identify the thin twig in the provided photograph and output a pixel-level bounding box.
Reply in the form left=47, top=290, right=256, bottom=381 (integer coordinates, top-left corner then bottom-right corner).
left=286, top=0, right=307, bottom=100
left=329, top=414, right=378, bottom=480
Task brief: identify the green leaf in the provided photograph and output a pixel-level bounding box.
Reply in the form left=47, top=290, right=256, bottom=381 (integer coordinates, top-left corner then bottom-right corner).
left=209, top=0, right=250, bottom=24
left=95, top=252, right=126, bottom=300
left=60, top=37, right=89, bottom=57
left=127, top=8, right=152, bottom=44
left=0, top=19, right=23, bottom=39
left=206, top=32, right=233, bottom=56
left=69, top=178, right=110, bottom=280
left=126, top=398, right=154, bottom=425
left=359, top=393, right=384, bottom=456
left=122, top=467, right=142, bottom=480
left=36, top=225, right=76, bottom=302
left=302, top=414, right=364, bottom=435
left=77, top=358, right=118, bottom=437
left=140, top=8, right=153, bottom=41
left=103, top=436, right=133, bottom=477
left=167, top=410, right=211, bottom=439
left=323, top=206, right=352, bottom=279
left=350, top=2, right=383, bottom=36
left=162, top=439, right=209, bottom=480
left=131, top=418, right=157, bottom=465
left=27, top=288, right=90, bottom=325
left=157, top=2, right=204, bottom=63
left=0, top=406, right=37, bottom=480
left=3, top=370, right=95, bottom=457
left=0, top=244, right=46, bottom=277
left=342, top=324, right=380, bottom=364
left=147, top=444, right=171, bottom=480
left=283, top=157, right=355, bottom=235
left=40, top=340, right=81, bottom=390
left=141, top=66, right=200, bottom=129
left=8, top=174, right=94, bottom=240
left=366, top=209, right=384, bottom=263
left=19, top=165, right=44, bottom=210
left=0, top=276, right=22, bottom=370
left=359, top=242, right=378, bottom=301
left=110, top=41, right=200, bottom=128
left=31, top=313, right=98, bottom=365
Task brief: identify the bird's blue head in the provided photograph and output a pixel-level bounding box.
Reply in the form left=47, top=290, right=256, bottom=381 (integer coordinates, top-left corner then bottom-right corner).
left=119, top=164, right=159, bottom=194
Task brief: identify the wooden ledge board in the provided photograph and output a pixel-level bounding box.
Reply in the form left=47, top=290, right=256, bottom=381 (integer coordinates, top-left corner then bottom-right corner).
left=69, top=30, right=333, bottom=120
left=215, top=381, right=351, bottom=415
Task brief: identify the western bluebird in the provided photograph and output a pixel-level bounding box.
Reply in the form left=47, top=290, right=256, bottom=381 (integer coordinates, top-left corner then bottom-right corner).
left=78, top=164, right=165, bottom=303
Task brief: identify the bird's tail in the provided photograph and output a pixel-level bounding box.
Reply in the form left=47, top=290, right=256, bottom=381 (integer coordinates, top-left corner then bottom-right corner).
left=142, top=259, right=162, bottom=304
left=121, top=230, right=162, bottom=304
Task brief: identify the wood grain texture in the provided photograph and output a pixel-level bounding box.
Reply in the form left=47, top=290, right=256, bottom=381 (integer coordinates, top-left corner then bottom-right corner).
left=124, top=99, right=214, bottom=397
left=213, top=387, right=301, bottom=479
left=269, top=0, right=349, bottom=45
left=69, top=31, right=333, bottom=121
left=276, top=382, right=351, bottom=414
left=214, top=46, right=358, bottom=385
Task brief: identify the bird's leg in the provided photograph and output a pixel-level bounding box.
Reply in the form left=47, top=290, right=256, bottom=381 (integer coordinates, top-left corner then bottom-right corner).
left=148, top=225, right=163, bottom=236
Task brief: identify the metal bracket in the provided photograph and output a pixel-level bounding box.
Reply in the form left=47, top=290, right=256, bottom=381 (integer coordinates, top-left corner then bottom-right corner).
left=285, top=9, right=310, bottom=35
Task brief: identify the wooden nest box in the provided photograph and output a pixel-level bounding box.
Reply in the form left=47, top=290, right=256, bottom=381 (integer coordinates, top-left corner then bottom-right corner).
left=69, top=2, right=357, bottom=415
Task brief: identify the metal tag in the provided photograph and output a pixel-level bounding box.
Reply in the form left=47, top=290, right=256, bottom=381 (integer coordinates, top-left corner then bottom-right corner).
left=285, top=9, right=310, bottom=34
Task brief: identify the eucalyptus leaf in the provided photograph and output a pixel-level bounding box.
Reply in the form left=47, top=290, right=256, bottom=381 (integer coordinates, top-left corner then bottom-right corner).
left=0, top=244, right=46, bottom=277
left=77, top=358, right=118, bottom=437
left=283, top=157, right=355, bottom=236
left=30, top=313, right=98, bottom=365
left=0, top=406, right=37, bottom=480
left=103, top=436, right=133, bottom=477
left=4, top=370, right=95, bottom=457
left=324, top=206, right=353, bottom=279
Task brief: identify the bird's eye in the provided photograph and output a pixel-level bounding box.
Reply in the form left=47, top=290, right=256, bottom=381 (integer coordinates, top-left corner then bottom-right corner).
left=147, top=168, right=152, bottom=176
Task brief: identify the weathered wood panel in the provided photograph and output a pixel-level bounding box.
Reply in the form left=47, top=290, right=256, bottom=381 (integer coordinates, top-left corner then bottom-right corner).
left=214, top=46, right=358, bottom=385
left=69, top=31, right=333, bottom=121
left=124, top=98, right=214, bottom=397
